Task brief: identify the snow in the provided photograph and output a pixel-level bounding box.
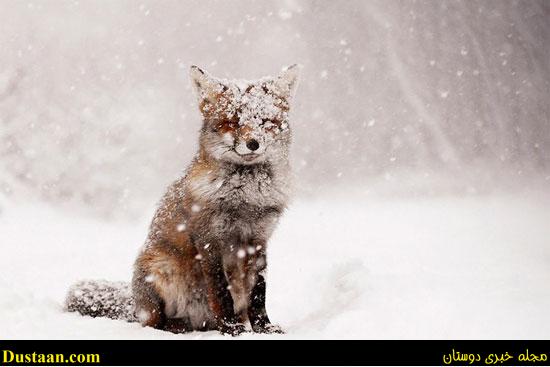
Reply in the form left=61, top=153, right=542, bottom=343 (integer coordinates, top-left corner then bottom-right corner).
left=0, top=0, right=548, bottom=340
left=1, top=190, right=549, bottom=339
left=236, top=249, right=246, bottom=259
left=278, top=10, right=292, bottom=21
left=1, top=2, right=548, bottom=218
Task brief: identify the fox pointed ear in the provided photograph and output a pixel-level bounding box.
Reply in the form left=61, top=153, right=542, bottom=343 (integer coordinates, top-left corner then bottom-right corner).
left=274, top=64, right=300, bottom=98
left=189, top=65, right=225, bottom=100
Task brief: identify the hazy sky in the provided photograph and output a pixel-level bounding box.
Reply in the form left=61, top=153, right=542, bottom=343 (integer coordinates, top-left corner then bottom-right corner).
left=1, top=0, right=548, bottom=215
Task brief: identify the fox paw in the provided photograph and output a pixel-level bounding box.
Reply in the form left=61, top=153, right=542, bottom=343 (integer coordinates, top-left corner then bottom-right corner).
left=219, top=322, right=246, bottom=336
left=252, top=323, right=285, bottom=334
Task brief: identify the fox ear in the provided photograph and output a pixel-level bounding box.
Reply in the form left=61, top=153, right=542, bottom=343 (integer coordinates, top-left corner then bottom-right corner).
left=274, top=64, right=300, bottom=99
left=189, top=65, right=225, bottom=100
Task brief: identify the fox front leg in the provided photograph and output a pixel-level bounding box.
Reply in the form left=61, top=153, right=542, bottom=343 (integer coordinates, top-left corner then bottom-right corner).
left=197, top=247, right=245, bottom=336
left=247, top=247, right=284, bottom=334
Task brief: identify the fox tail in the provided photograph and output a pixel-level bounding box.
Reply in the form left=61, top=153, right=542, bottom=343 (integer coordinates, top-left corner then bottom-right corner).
left=65, top=280, right=136, bottom=322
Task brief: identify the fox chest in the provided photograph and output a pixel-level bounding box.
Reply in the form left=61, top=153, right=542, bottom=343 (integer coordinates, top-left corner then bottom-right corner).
left=188, top=165, right=287, bottom=240
left=190, top=165, right=288, bottom=209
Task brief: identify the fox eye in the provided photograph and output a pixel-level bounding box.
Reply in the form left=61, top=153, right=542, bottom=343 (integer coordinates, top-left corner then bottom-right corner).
left=213, top=119, right=237, bottom=133
left=261, top=118, right=281, bottom=131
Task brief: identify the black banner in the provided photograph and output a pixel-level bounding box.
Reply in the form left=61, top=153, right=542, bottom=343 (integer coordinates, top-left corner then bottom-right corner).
left=0, top=340, right=549, bottom=366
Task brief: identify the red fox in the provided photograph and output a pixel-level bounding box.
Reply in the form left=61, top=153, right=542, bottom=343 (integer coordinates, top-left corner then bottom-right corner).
left=66, top=65, right=300, bottom=335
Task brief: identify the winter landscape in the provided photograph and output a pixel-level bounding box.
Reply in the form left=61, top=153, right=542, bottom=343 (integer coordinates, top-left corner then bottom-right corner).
left=1, top=0, right=549, bottom=339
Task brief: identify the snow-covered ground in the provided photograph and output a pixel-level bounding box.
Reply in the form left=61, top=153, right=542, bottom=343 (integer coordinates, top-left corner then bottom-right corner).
left=1, top=191, right=550, bottom=339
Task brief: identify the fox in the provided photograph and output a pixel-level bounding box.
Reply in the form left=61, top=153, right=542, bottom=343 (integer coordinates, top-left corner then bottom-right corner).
left=65, top=64, right=300, bottom=335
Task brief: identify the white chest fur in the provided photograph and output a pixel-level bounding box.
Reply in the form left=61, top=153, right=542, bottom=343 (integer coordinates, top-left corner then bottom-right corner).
left=189, top=163, right=290, bottom=209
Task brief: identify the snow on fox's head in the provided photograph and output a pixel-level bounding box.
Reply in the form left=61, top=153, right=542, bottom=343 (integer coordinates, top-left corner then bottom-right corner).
left=190, top=65, right=299, bottom=165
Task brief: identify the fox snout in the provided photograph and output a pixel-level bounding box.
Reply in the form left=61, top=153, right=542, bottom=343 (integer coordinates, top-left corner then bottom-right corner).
left=230, top=123, right=266, bottom=157
left=246, top=139, right=260, bottom=151
left=234, top=136, right=265, bottom=157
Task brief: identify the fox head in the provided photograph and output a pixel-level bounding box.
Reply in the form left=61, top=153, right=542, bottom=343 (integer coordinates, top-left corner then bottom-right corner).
left=190, top=65, right=299, bottom=166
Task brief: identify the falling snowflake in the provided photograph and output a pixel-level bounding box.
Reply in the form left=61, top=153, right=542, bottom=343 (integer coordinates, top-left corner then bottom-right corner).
left=278, top=9, right=292, bottom=20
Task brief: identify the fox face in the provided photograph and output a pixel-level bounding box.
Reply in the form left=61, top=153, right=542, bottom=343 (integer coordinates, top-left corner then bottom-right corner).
left=190, top=65, right=299, bottom=165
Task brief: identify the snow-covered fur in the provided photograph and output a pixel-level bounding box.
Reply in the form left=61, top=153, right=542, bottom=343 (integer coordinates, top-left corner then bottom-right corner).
left=66, top=280, right=136, bottom=321
left=65, top=65, right=299, bottom=335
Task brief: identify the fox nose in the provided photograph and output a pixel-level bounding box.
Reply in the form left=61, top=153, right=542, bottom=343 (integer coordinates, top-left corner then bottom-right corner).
left=246, top=139, right=260, bottom=152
